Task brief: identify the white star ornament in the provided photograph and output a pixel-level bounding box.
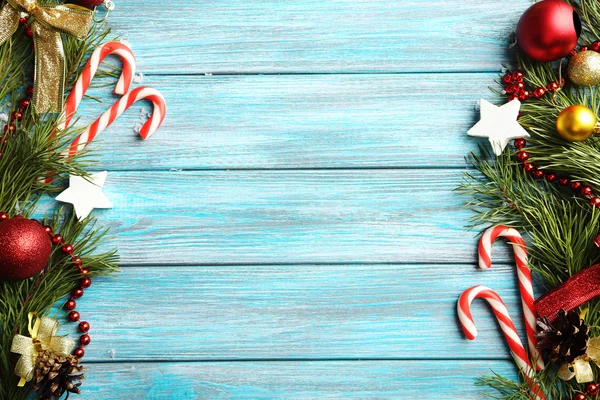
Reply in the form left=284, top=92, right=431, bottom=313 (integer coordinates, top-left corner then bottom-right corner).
left=56, top=171, right=113, bottom=220
left=467, top=99, right=530, bottom=156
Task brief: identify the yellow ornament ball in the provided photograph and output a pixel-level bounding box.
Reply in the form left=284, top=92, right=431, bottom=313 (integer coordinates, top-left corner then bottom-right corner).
left=556, top=105, right=598, bottom=142
left=568, top=51, right=600, bottom=86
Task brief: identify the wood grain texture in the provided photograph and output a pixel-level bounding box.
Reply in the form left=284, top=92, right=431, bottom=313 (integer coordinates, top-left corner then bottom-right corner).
left=83, top=360, right=517, bottom=399
left=43, top=170, right=516, bottom=265
left=68, top=264, right=532, bottom=361
left=77, top=73, right=500, bottom=170
left=108, top=0, right=528, bottom=74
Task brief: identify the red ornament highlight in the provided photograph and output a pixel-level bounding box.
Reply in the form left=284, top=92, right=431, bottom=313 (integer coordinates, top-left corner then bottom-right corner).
left=0, top=217, right=52, bottom=280
left=516, top=0, right=581, bottom=62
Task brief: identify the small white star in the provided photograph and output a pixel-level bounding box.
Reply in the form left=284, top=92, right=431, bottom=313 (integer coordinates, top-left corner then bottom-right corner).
left=468, top=99, right=530, bottom=156
left=56, top=171, right=113, bottom=220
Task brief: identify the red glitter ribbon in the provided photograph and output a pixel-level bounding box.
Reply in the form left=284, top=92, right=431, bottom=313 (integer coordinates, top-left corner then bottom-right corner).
left=534, top=264, right=600, bottom=322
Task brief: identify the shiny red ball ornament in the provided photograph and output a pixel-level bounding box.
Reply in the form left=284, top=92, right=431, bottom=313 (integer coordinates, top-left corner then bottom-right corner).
left=62, top=243, right=74, bottom=255
left=68, top=311, right=80, bottom=322
left=73, top=347, right=85, bottom=359
left=547, top=81, right=560, bottom=92
left=533, top=87, right=547, bottom=98
left=79, top=321, right=90, bottom=333
left=68, top=0, right=105, bottom=8
left=65, top=299, right=76, bottom=311
left=516, top=0, right=581, bottom=62
left=72, top=288, right=84, bottom=299
left=514, top=138, right=526, bottom=149
left=81, top=277, right=92, bottom=288
left=516, top=151, right=529, bottom=162
left=0, top=218, right=52, bottom=280
left=573, top=393, right=586, bottom=400
left=80, top=334, right=91, bottom=346
left=587, top=382, right=599, bottom=395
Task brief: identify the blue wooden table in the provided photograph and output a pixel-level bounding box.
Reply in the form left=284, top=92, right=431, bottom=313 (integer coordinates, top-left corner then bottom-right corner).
left=65, top=1, right=535, bottom=398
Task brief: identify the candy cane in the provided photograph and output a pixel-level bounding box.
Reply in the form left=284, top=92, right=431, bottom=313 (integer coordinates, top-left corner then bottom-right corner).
left=67, top=86, right=166, bottom=158
left=59, top=41, right=136, bottom=130
left=478, top=225, right=543, bottom=370
left=458, top=285, right=546, bottom=400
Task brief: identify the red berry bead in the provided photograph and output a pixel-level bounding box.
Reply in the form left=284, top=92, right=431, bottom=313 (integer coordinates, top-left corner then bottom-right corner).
left=43, top=225, right=53, bottom=235
left=512, top=70, right=524, bottom=82
left=516, top=151, right=529, bottom=162
left=80, top=268, right=89, bottom=275
left=19, top=98, right=30, bottom=110
left=0, top=212, right=8, bottom=221
left=72, top=256, right=83, bottom=267
left=79, top=321, right=90, bottom=333
left=19, top=16, right=28, bottom=25
left=545, top=172, right=557, bottom=182
left=523, top=163, right=535, bottom=173
left=73, top=347, right=85, bottom=359
left=72, top=288, right=84, bottom=299
left=507, top=94, right=518, bottom=102
left=514, top=138, right=526, bottom=149
left=503, top=73, right=513, bottom=84
left=51, top=234, right=63, bottom=244
left=519, top=90, right=531, bottom=101
left=573, top=393, right=587, bottom=400
left=513, top=82, right=525, bottom=92
left=533, top=87, right=546, bottom=99
left=62, top=243, right=74, bottom=255
left=592, top=41, right=600, bottom=51
left=25, top=28, right=32, bottom=38
left=11, top=111, right=22, bottom=121
left=581, top=46, right=589, bottom=52
left=68, top=311, right=80, bottom=322
left=80, top=334, right=91, bottom=346
left=558, top=177, right=570, bottom=186
left=4, top=124, right=15, bottom=135
left=587, top=382, right=599, bottom=395
left=547, top=81, right=560, bottom=92
left=26, top=86, right=34, bottom=97
left=571, top=181, right=582, bottom=191
left=81, top=277, right=92, bottom=288
left=581, top=186, right=594, bottom=197
left=591, top=197, right=600, bottom=208
left=64, top=299, right=76, bottom=311
left=533, top=169, right=544, bottom=179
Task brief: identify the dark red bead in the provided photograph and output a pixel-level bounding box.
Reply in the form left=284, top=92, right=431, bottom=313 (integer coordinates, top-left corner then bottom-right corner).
left=523, top=163, right=535, bottom=173
left=533, top=170, right=544, bottom=179
left=505, top=83, right=517, bottom=94
left=62, top=243, right=74, bottom=255
left=73, top=347, right=85, bottom=359
left=43, top=225, right=53, bottom=235
left=513, top=82, right=525, bottom=92
left=558, top=177, right=570, bottom=186
left=533, top=87, right=546, bottom=99
left=593, top=41, right=600, bottom=51
left=569, top=49, right=578, bottom=58
left=571, top=181, right=582, bottom=191
left=503, top=73, right=513, bottom=84
left=80, top=268, right=89, bottom=275
left=545, top=172, right=557, bottom=182
left=512, top=70, right=524, bottom=81
left=0, top=212, right=8, bottom=221
left=547, top=81, right=560, bottom=92
left=26, top=86, right=34, bottom=97
left=80, top=334, right=91, bottom=346
left=3, top=124, right=15, bottom=134
left=586, top=382, right=599, bottom=395
left=72, top=288, right=84, bottom=299
left=81, top=277, right=91, bottom=288
left=19, top=98, right=30, bottom=110
left=591, top=197, right=600, bottom=208
left=68, top=311, right=80, bottom=322
left=72, top=256, right=82, bottom=267
left=79, top=321, right=90, bottom=333
left=19, top=16, right=28, bottom=25
left=64, top=299, right=76, bottom=311
left=581, top=46, right=589, bottom=52
left=514, top=138, right=526, bottom=149
left=51, top=234, right=63, bottom=244
left=581, top=186, right=594, bottom=197
left=516, top=151, right=529, bottom=162
left=25, top=28, right=32, bottom=38
left=11, top=111, right=22, bottom=121
left=519, top=90, right=531, bottom=101
left=574, top=393, right=587, bottom=400
left=507, top=94, right=518, bottom=102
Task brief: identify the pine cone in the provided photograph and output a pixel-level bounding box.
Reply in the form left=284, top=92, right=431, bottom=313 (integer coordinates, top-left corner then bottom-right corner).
left=535, top=309, right=589, bottom=364
left=32, top=349, right=85, bottom=399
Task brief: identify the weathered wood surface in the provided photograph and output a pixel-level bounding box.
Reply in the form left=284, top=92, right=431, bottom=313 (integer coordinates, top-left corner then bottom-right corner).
left=83, top=361, right=516, bottom=399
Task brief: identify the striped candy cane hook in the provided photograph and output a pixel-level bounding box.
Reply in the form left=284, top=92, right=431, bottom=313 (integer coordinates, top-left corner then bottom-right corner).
left=60, top=41, right=136, bottom=130
left=458, top=285, right=546, bottom=400
left=479, top=225, right=544, bottom=370
left=67, top=86, right=166, bottom=158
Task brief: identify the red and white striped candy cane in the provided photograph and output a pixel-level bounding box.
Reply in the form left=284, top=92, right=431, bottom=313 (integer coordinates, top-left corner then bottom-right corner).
left=67, top=86, right=166, bottom=158
left=60, top=41, right=136, bottom=130
left=458, top=285, right=546, bottom=400
left=478, top=225, right=543, bottom=370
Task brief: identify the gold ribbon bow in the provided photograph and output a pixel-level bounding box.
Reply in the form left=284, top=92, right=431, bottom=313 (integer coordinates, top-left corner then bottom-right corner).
left=0, top=0, right=93, bottom=112
left=558, top=337, right=600, bottom=383
left=10, top=312, right=75, bottom=387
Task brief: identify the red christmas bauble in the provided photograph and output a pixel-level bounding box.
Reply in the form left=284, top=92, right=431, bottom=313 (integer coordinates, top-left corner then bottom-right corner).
left=516, top=0, right=581, bottom=62
left=0, top=218, right=52, bottom=280
left=68, top=0, right=105, bottom=8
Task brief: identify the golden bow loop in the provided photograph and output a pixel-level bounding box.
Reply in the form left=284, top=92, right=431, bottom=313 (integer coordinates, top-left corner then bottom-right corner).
left=10, top=313, right=75, bottom=387
left=0, top=0, right=93, bottom=112
left=558, top=337, right=600, bottom=383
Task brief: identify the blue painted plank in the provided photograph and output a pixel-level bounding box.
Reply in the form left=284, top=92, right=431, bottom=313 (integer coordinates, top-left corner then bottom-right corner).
left=62, top=264, right=533, bottom=361
left=83, top=360, right=517, bottom=399
left=74, top=73, right=500, bottom=170
left=40, top=170, right=516, bottom=265
left=109, top=0, right=528, bottom=74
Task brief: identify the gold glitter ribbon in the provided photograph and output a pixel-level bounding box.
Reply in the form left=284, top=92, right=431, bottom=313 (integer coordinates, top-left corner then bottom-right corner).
left=557, top=337, right=600, bottom=383
left=10, top=312, right=75, bottom=387
left=0, top=0, right=93, bottom=112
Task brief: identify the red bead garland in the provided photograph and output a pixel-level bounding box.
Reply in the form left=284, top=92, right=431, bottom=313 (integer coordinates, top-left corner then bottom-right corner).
left=502, top=69, right=562, bottom=102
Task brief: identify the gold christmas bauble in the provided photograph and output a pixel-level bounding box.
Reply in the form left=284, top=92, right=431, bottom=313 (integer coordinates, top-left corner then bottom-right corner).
left=568, top=51, right=600, bottom=86
left=556, top=105, right=598, bottom=141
